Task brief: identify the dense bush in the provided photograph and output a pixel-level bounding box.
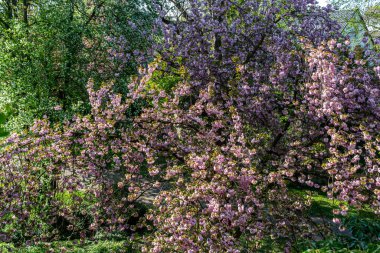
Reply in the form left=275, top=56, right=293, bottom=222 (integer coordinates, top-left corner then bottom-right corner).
left=0, top=68, right=156, bottom=242
left=0, top=0, right=379, bottom=252
left=0, top=0, right=156, bottom=131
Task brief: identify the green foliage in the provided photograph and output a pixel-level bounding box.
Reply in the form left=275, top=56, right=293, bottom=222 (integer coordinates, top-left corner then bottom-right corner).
left=331, top=0, right=380, bottom=42
left=0, top=239, right=138, bottom=253
left=293, top=190, right=380, bottom=252
left=0, top=0, right=156, bottom=132
left=0, top=112, right=9, bottom=137
left=301, top=240, right=380, bottom=253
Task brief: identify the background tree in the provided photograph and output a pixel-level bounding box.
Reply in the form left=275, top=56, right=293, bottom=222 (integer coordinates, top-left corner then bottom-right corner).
left=331, top=0, right=380, bottom=38
left=0, top=0, right=156, bottom=132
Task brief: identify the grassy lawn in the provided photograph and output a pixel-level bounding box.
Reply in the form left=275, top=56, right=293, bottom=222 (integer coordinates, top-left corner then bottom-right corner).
left=0, top=240, right=138, bottom=253
left=293, top=189, right=380, bottom=252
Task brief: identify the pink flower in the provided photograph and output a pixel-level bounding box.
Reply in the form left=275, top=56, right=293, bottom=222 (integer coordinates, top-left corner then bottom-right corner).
left=53, top=105, right=62, bottom=111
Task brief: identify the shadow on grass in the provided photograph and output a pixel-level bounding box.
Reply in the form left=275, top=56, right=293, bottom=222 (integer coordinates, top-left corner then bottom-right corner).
left=288, top=186, right=380, bottom=252
left=0, top=238, right=140, bottom=253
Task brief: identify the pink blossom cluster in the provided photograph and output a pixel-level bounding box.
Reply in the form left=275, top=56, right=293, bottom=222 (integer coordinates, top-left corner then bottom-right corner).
left=0, top=67, right=156, bottom=242
left=304, top=39, right=380, bottom=214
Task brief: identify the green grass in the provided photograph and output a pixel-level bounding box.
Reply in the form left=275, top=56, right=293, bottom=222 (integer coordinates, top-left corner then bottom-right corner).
left=290, top=188, right=380, bottom=252
left=0, top=239, right=139, bottom=253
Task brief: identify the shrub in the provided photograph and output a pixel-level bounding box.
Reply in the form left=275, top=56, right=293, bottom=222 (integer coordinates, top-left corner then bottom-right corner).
left=0, top=1, right=379, bottom=252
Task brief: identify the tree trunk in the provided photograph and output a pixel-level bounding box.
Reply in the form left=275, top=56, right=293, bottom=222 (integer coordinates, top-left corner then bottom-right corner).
left=23, top=0, right=28, bottom=25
